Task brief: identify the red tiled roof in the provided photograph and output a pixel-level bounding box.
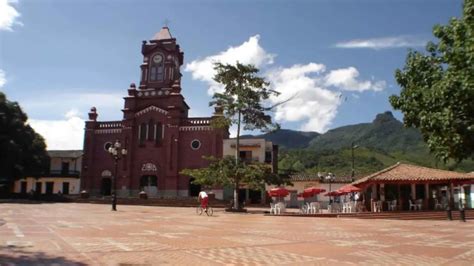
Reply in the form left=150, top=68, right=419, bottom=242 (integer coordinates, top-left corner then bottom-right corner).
left=352, top=163, right=474, bottom=186
left=290, top=174, right=352, bottom=183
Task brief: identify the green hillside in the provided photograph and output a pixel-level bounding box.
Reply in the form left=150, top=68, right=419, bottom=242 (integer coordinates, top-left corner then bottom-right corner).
left=241, top=129, right=319, bottom=149
left=252, top=112, right=474, bottom=177
left=308, top=112, right=425, bottom=154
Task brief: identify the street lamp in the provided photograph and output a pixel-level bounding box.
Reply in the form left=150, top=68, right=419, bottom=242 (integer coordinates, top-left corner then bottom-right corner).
left=325, top=173, right=335, bottom=204
left=351, top=142, right=359, bottom=182
left=108, top=140, right=127, bottom=211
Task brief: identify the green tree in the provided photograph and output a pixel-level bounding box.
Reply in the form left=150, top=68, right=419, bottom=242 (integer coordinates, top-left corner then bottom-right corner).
left=212, top=62, right=280, bottom=209
left=181, top=156, right=274, bottom=191
left=183, top=63, right=280, bottom=210
left=0, top=92, right=50, bottom=192
left=390, top=0, right=474, bottom=162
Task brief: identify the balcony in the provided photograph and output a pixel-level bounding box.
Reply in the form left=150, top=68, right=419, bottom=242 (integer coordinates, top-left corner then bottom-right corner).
left=45, top=170, right=81, bottom=178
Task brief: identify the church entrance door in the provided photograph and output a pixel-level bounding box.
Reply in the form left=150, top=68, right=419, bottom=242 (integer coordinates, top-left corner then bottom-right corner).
left=140, top=175, right=158, bottom=197
left=101, top=178, right=112, bottom=196
left=189, top=178, right=201, bottom=197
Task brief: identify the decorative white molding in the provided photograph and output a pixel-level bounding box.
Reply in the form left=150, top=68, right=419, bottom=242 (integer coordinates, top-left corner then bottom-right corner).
left=101, top=170, right=112, bottom=177
left=94, top=129, right=122, bottom=134
left=179, top=126, right=212, bottom=131
left=135, top=105, right=169, bottom=117
left=141, top=163, right=158, bottom=172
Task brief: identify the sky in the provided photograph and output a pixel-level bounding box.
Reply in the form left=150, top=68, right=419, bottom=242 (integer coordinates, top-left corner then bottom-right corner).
left=0, top=0, right=464, bottom=150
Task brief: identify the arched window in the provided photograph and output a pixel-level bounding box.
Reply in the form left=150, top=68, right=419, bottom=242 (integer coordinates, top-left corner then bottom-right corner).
left=148, top=119, right=154, bottom=141
left=155, top=122, right=163, bottom=144
left=150, top=54, right=164, bottom=82
left=139, top=123, right=147, bottom=144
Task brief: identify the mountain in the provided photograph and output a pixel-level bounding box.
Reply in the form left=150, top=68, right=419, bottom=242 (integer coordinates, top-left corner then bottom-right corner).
left=240, top=129, right=319, bottom=149
left=308, top=111, right=426, bottom=154
left=243, top=111, right=474, bottom=176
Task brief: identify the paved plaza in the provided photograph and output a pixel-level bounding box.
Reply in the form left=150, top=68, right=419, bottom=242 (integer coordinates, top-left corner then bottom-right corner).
left=0, top=203, right=473, bottom=265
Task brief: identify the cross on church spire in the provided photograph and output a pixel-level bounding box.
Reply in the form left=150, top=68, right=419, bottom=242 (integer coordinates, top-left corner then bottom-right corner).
left=163, top=18, right=171, bottom=27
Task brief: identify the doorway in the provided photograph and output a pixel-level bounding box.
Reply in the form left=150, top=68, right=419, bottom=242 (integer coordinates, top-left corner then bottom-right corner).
left=20, top=181, right=27, bottom=194
left=62, top=182, right=70, bottom=195
left=140, top=175, right=158, bottom=197
left=101, top=178, right=112, bottom=196
left=400, top=184, right=411, bottom=210
left=35, top=182, right=42, bottom=195
left=188, top=178, right=201, bottom=197
left=45, top=182, right=54, bottom=195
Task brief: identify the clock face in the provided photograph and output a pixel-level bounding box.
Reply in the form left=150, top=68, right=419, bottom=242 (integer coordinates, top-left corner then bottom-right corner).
left=153, top=55, right=163, bottom=64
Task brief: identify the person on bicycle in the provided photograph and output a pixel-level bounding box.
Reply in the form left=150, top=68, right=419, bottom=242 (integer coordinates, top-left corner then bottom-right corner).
left=198, top=190, right=209, bottom=212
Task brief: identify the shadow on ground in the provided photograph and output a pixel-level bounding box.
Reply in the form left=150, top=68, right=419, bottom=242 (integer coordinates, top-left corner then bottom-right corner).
left=0, top=247, right=87, bottom=266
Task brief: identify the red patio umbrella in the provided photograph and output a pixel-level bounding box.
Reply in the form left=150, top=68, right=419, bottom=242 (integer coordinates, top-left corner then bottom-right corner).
left=324, top=190, right=343, bottom=197
left=338, top=184, right=361, bottom=194
left=303, top=187, right=326, bottom=195
left=268, top=187, right=289, bottom=197
left=297, top=191, right=314, bottom=198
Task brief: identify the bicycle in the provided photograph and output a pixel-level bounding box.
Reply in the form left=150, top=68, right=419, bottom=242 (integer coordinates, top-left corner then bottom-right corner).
left=196, top=205, right=213, bottom=216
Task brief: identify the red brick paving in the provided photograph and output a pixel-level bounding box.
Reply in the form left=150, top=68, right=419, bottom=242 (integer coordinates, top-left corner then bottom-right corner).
left=0, top=203, right=473, bottom=265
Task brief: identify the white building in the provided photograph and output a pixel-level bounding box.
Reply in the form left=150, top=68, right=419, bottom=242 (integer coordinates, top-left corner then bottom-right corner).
left=222, top=138, right=278, bottom=203
left=14, top=150, right=83, bottom=195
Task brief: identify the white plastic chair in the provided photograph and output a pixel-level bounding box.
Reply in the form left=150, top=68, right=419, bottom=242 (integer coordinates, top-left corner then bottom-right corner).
left=372, top=201, right=382, bottom=212
left=388, top=200, right=397, bottom=211
left=270, top=203, right=277, bottom=214
left=415, top=199, right=423, bottom=210
left=309, top=202, right=320, bottom=214
left=277, top=202, right=286, bottom=213
left=342, top=202, right=352, bottom=213
left=434, top=199, right=442, bottom=210
left=302, top=203, right=310, bottom=214
left=409, top=199, right=417, bottom=211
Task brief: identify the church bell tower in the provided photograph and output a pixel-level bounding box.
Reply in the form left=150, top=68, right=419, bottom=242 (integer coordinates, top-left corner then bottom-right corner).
left=139, top=26, right=184, bottom=93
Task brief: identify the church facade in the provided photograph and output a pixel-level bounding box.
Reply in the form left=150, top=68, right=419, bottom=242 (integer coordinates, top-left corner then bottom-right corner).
left=81, top=27, right=228, bottom=198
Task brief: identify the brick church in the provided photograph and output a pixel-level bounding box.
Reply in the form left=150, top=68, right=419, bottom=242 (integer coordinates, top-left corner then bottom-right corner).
left=81, top=27, right=229, bottom=198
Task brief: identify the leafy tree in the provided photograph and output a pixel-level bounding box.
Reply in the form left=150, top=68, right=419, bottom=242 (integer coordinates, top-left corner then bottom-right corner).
left=390, top=0, right=474, bottom=162
left=211, top=62, right=280, bottom=209
left=0, top=92, right=49, bottom=192
left=183, top=63, right=280, bottom=210
left=181, top=156, right=273, bottom=190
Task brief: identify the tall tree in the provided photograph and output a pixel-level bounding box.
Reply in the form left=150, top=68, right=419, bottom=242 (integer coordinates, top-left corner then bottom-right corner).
left=212, top=62, right=280, bottom=209
left=0, top=92, right=49, bottom=193
left=183, top=63, right=278, bottom=209
left=181, top=155, right=281, bottom=193
left=390, top=0, right=474, bottom=162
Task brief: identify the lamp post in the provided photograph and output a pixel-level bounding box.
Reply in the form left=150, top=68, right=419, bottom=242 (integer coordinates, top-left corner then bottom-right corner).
left=108, top=140, right=127, bottom=211
left=325, top=173, right=335, bottom=204
left=351, top=142, right=359, bottom=182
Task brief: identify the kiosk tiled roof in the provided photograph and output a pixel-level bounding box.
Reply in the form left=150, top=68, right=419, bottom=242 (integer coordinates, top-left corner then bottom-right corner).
left=290, top=173, right=353, bottom=183
left=352, top=163, right=474, bottom=186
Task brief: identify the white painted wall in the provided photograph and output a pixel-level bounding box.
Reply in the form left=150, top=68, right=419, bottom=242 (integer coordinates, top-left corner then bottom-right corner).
left=14, top=177, right=81, bottom=194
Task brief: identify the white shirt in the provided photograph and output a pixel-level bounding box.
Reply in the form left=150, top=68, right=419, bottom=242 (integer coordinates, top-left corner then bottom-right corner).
left=199, top=191, right=208, bottom=199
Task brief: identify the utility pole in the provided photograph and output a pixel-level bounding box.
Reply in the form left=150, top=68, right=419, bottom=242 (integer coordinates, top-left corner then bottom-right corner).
left=351, top=142, right=359, bottom=182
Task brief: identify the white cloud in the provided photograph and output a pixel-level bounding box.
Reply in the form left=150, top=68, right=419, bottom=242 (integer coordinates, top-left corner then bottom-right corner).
left=325, top=67, right=386, bottom=92
left=0, top=0, right=22, bottom=31
left=334, top=36, right=426, bottom=49
left=0, top=69, right=5, bottom=88
left=29, top=110, right=85, bottom=150
left=21, top=92, right=123, bottom=120
left=267, top=64, right=341, bottom=132
left=21, top=92, right=124, bottom=150
left=185, top=35, right=275, bottom=95
left=185, top=35, right=386, bottom=133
